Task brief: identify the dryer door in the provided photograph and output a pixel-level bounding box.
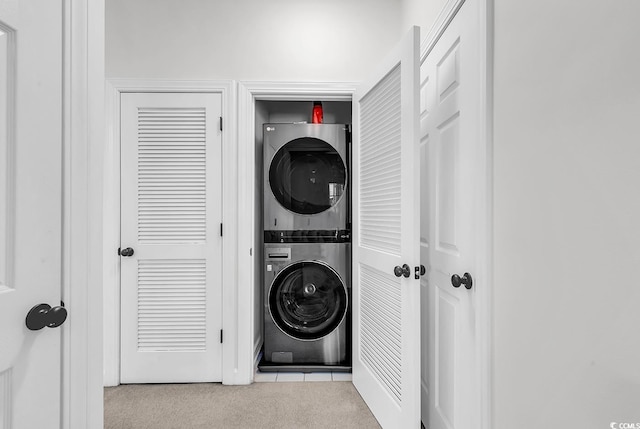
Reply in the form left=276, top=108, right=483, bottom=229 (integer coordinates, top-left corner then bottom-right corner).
left=269, top=137, right=346, bottom=215
left=269, top=261, right=348, bottom=340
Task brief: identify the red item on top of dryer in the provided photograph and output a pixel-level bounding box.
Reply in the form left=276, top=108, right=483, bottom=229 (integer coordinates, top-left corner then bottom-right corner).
left=312, top=101, right=323, bottom=124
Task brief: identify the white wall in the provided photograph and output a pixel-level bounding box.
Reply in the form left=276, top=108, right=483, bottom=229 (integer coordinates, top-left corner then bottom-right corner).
left=400, top=0, right=447, bottom=42
left=106, top=0, right=403, bottom=81
left=493, top=1, right=640, bottom=427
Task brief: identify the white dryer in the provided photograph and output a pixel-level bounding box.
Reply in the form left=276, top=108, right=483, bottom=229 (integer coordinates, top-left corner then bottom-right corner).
left=263, top=123, right=350, bottom=239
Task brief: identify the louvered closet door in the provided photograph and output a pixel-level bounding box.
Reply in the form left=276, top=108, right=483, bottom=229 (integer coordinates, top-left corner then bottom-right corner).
left=120, top=92, right=223, bottom=383
left=352, top=27, right=421, bottom=428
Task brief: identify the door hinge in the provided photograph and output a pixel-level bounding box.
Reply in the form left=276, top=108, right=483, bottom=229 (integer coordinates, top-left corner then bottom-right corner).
left=220, top=223, right=223, bottom=237
left=219, top=117, right=223, bottom=131
left=117, top=247, right=121, bottom=255
left=220, top=329, right=223, bottom=343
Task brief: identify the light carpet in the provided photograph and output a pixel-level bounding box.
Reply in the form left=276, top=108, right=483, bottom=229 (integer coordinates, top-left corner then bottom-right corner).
left=104, top=382, right=382, bottom=429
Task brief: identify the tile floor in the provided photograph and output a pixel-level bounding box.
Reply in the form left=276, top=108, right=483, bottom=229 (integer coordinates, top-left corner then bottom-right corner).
left=254, top=370, right=352, bottom=382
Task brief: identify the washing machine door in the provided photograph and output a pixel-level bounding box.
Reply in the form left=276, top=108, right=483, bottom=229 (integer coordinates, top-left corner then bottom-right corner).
left=269, top=137, right=347, bottom=215
left=269, top=261, right=348, bottom=340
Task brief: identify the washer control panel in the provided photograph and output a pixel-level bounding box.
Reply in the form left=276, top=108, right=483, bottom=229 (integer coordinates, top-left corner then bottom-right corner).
left=265, top=247, right=291, bottom=261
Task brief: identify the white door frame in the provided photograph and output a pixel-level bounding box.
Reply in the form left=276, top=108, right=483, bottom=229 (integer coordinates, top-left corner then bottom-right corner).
left=421, top=0, right=494, bottom=428
left=62, top=0, right=105, bottom=427
left=236, top=82, right=357, bottom=382
left=103, top=79, right=237, bottom=386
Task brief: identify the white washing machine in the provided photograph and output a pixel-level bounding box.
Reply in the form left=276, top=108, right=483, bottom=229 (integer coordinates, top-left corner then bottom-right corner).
left=260, top=242, right=351, bottom=371
left=263, top=123, right=350, bottom=240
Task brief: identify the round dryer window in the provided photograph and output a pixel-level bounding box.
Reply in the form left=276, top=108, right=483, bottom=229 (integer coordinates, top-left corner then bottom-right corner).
left=269, top=137, right=347, bottom=215
left=269, top=261, right=348, bottom=340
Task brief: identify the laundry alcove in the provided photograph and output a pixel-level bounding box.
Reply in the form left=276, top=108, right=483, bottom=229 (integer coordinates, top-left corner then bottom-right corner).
left=250, top=98, right=353, bottom=372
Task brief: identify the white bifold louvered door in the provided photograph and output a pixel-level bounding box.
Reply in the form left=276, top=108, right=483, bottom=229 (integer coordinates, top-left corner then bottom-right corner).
left=120, top=92, right=223, bottom=383
left=352, top=27, right=421, bottom=428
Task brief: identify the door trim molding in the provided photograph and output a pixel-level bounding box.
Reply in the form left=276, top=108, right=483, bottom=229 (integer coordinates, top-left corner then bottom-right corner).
left=62, top=0, right=105, bottom=427
left=421, top=0, right=467, bottom=61
left=103, top=79, right=236, bottom=386
left=236, top=81, right=356, bottom=383
left=420, top=0, right=494, bottom=428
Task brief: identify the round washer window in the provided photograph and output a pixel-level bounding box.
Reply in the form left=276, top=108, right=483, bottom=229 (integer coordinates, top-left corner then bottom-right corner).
left=269, top=261, right=348, bottom=340
left=269, top=137, right=346, bottom=215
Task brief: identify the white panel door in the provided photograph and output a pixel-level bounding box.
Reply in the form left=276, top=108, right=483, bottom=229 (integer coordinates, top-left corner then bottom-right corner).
left=422, top=1, right=482, bottom=427
left=353, top=26, right=421, bottom=429
left=0, top=0, right=64, bottom=427
left=120, top=92, right=223, bottom=383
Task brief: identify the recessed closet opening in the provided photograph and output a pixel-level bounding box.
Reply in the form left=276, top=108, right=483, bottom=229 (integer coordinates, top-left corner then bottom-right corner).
left=252, top=99, right=353, bottom=377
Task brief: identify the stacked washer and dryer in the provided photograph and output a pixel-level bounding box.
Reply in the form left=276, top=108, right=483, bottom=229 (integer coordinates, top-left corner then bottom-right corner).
left=260, top=123, right=352, bottom=372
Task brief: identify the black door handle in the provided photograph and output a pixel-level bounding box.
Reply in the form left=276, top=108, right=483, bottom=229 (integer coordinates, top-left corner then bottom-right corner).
left=25, top=303, right=68, bottom=331
left=451, top=272, right=473, bottom=289
left=119, top=247, right=134, bottom=257
left=394, top=264, right=411, bottom=278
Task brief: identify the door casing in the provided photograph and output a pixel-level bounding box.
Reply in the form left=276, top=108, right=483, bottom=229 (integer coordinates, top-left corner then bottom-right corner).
left=62, top=0, right=105, bottom=427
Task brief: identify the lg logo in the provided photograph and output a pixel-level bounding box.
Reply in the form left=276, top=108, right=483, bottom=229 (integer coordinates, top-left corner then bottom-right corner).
left=611, top=423, right=640, bottom=429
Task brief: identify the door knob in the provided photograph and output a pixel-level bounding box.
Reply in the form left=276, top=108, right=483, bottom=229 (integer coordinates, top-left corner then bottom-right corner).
left=451, top=272, right=473, bottom=289
left=119, top=247, right=134, bottom=257
left=394, top=264, right=411, bottom=278
left=414, top=265, right=426, bottom=279
left=25, top=303, right=68, bottom=331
